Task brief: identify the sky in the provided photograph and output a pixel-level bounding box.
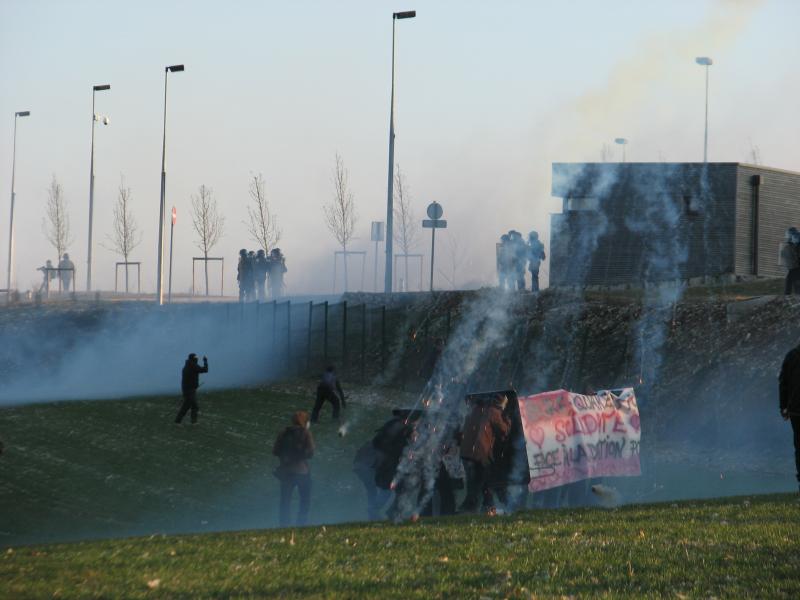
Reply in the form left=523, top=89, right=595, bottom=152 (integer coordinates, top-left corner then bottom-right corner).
left=1, top=0, right=798, bottom=295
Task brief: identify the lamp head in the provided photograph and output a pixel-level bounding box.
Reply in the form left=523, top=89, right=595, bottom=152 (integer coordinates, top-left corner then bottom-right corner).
left=394, top=10, right=416, bottom=19
left=16, top=111, right=30, bottom=117
left=695, top=57, right=713, bottom=66
left=167, top=64, right=185, bottom=73
left=614, top=138, right=628, bottom=145
left=93, top=84, right=111, bottom=91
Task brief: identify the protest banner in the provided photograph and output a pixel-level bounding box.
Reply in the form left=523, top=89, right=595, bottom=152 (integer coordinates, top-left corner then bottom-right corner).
left=518, top=388, right=641, bottom=492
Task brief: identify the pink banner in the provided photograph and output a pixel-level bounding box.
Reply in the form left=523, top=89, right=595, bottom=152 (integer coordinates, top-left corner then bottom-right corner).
left=518, top=388, right=641, bottom=492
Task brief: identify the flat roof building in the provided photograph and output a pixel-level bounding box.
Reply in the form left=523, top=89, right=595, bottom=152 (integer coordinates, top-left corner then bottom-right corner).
left=548, top=162, right=800, bottom=287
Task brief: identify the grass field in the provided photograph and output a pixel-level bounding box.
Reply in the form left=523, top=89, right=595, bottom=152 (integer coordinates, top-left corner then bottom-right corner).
left=1, top=493, right=798, bottom=598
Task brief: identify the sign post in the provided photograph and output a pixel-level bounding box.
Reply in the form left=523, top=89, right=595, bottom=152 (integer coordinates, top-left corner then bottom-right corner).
left=370, top=221, right=385, bottom=293
left=168, top=206, right=176, bottom=303
left=422, top=202, right=447, bottom=292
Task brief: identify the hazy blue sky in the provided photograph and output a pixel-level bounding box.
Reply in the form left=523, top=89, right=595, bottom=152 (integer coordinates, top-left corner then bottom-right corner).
left=1, top=0, right=798, bottom=294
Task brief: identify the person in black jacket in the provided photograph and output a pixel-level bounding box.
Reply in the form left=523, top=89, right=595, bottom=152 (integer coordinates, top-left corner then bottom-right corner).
left=311, top=366, right=346, bottom=422
left=780, top=343, right=800, bottom=492
left=273, top=410, right=315, bottom=526
left=175, top=353, right=209, bottom=424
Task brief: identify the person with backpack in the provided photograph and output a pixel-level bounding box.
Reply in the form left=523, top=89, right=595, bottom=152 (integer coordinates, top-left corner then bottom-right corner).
left=272, top=410, right=315, bottom=526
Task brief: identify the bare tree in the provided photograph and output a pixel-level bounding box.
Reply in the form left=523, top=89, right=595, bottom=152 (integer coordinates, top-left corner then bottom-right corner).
left=43, top=175, right=73, bottom=260
left=393, top=164, right=420, bottom=290
left=324, top=153, right=357, bottom=291
left=246, top=173, right=281, bottom=253
left=103, top=178, right=142, bottom=293
left=191, top=184, right=225, bottom=296
left=437, top=232, right=467, bottom=290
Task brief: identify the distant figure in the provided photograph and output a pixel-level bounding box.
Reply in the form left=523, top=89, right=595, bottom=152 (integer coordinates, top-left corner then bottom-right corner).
left=508, top=230, right=527, bottom=291
left=497, top=234, right=511, bottom=290
left=273, top=410, right=315, bottom=526
left=237, top=249, right=255, bottom=303
left=353, top=439, right=392, bottom=520
left=37, top=260, right=56, bottom=293
left=780, top=342, right=800, bottom=494
left=58, top=253, right=74, bottom=292
left=175, top=353, right=209, bottom=424
left=780, top=228, right=800, bottom=295
left=527, top=231, right=546, bottom=292
left=267, top=248, right=287, bottom=299
left=459, top=394, right=511, bottom=513
left=254, top=249, right=268, bottom=302
left=311, top=366, right=346, bottom=422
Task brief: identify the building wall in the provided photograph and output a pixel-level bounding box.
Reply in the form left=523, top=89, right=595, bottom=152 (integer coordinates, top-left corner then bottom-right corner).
left=549, top=163, right=739, bottom=287
left=734, top=165, right=800, bottom=278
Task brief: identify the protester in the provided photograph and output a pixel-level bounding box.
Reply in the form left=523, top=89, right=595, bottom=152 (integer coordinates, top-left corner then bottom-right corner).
left=459, top=393, right=511, bottom=512
left=254, top=249, right=268, bottom=302
left=780, top=227, right=800, bottom=295
left=508, top=231, right=527, bottom=291
left=267, top=248, right=287, bottom=299
left=779, top=341, right=800, bottom=493
left=272, top=410, right=315, bottom=526
left=353, top=439, right=392, bottom=520
left=237, top=249, right=255, bottom=303
left=497, top=234, right=511, bottom=290
left=527, top=231, right=546, bottom=292
left=37, top=259, right=56, bottom=293
left=175, top=353, right=209, bottom=425
left=311, top=366, right=346, bottom=422
left=58, top=253, right=74, bottom=293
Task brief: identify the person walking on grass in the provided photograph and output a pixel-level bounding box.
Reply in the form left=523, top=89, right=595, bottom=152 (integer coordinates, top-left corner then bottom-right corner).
left=273, top=410, right=315, bottom=526
left=175, top=353, right=208, bottom=425
left=780, top=341, right=800, bottom=494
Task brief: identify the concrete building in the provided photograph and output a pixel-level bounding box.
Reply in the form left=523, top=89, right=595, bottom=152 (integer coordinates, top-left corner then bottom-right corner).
left=548, top=162, right=800, bottom=287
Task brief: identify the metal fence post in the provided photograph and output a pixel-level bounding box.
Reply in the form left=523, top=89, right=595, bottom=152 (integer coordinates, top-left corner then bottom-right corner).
left=381, top=305, right=387, bottom=373
left=323, top=301, right=329, bottom=364
left=342, top=300, right=348, bottom=368
left=271, top=300, right=277, bottom=357
left=287, top=301, right=292, bottom=372
left=360, top=303, right=366, bottom=381
left=307, top=301, right=313, bottom=373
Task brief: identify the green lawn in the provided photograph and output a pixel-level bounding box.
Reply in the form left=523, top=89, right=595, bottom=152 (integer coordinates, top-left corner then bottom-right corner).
left=1, top=494, right=798, bottom=598
left=0, top=383, right=411, bottom=546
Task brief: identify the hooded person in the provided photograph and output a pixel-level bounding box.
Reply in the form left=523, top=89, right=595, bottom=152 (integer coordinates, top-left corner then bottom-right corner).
left=508, top=231, right=527, bottom=291
left=527, top=231, right=546, bottom=292
left=237, top=249, right=255, bottom=303
left=175, top=353, right=209, bottom=424
left=37, top=259, right=56, bottom=293
left=459, top=393, right=511, bottom=513
left=497, top=234, right=511, bottom=290
left=272, top=410, right=315, bottom=526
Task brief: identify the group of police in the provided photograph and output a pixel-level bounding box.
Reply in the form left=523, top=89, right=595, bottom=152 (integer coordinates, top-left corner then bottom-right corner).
left=497, top=230, right=546, bottom=292
left=237, top=248, right=287, bottom=302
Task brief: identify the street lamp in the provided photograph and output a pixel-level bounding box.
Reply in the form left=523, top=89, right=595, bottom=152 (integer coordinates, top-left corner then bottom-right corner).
left=86, top=83, right=111, bottom=292
left=5, top=110, right=31, bottom=299
left=614, top=138, right=628, bottom=162
left=156, top=64, right=184, bottom=305
left=695, top=56, right=713, bottom=162
left=384, top=10, right=416, bottom=294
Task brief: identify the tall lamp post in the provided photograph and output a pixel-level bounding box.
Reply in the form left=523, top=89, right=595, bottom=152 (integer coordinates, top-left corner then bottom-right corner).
left=384, top=9, right=416, bottom=294
left=614, top=137, right=628, bottom=162
left=5, top=110, right=31, bottom=299
left=86, top=83, right=111, bottom=292
left=695, top=56, right=713, bottom=163
left=156, top=64, right=184, bottom=305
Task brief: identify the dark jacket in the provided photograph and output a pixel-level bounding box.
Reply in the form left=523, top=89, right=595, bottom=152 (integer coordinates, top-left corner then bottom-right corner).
left=372, top=417, right=413, bottom=489
left=273, top=425, right=315, bottom=475
left=460, top=404, right=510, bottom=466
left=181, top=359, right=208, bottom=392
left=780, top=346, right=800, bottom=415
left=320, top=371, right=344, bottom=401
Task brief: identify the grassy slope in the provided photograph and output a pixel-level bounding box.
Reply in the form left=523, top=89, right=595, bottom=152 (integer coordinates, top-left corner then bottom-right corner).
left=1, top=494, right=798, bottom=598
left=0, top=384, right=406, bottom=546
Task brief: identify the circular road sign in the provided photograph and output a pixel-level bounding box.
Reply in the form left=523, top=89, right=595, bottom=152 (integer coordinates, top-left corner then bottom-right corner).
left=427, top=201, right=443, bottom=220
